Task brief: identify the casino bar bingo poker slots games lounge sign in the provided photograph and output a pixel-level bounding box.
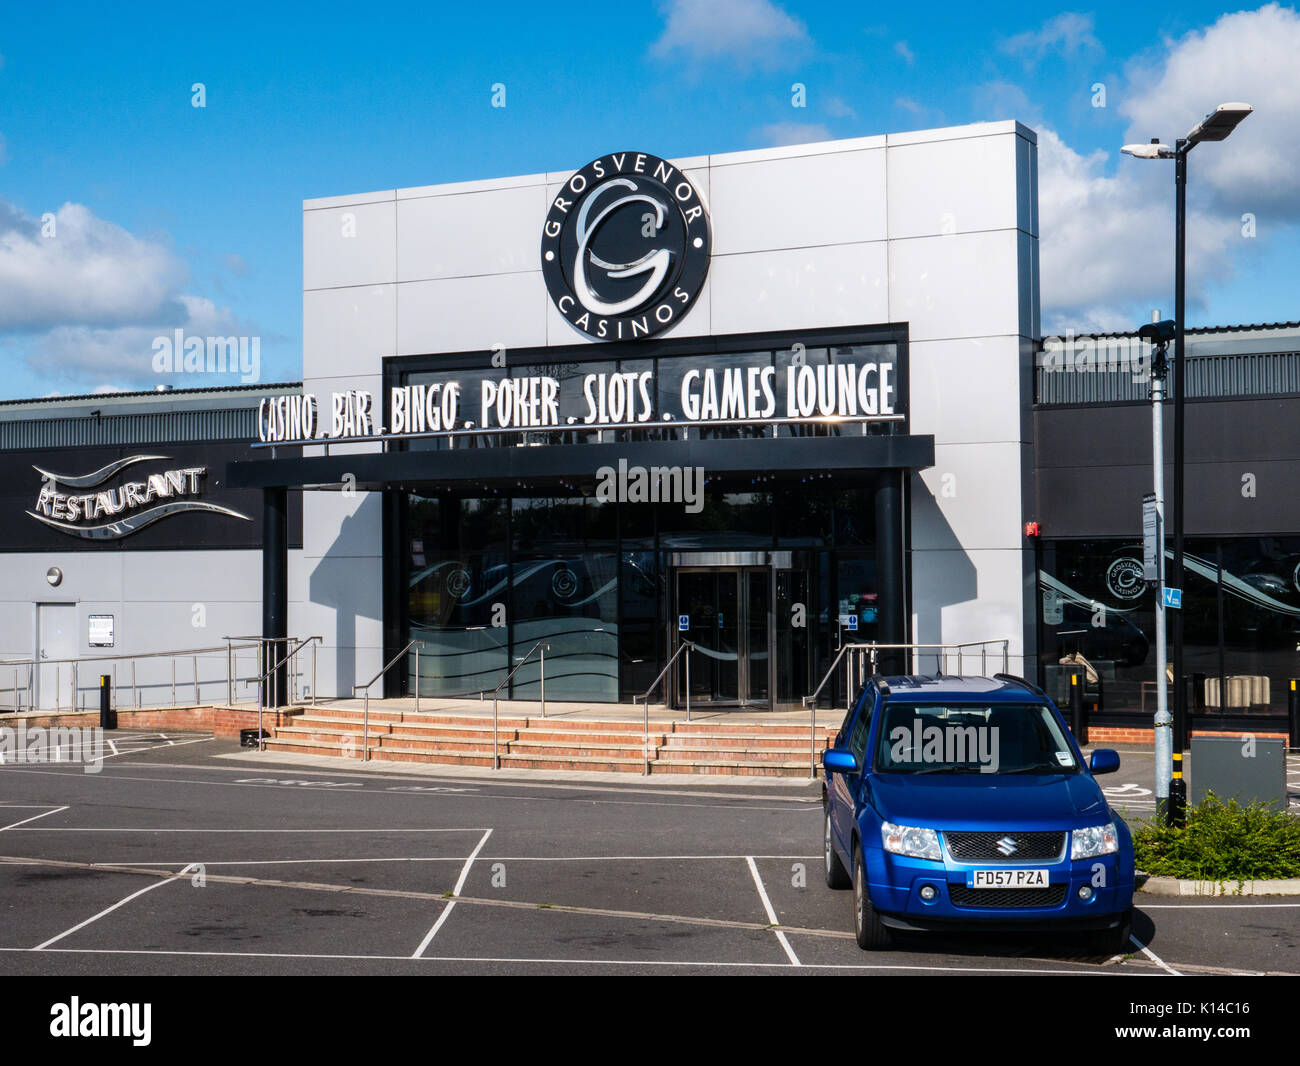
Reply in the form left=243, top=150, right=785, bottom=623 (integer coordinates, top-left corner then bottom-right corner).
left=541, top=151, right=710, bottom=341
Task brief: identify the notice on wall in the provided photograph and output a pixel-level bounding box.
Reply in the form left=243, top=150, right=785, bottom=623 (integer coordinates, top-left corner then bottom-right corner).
left=88, top=614, right=114, bottom=648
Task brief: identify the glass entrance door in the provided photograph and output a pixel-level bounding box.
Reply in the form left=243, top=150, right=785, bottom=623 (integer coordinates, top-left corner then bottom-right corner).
left=674, top=567, right=770, bottom=707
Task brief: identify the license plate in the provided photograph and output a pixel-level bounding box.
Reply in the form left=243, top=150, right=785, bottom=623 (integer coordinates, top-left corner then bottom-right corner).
left=967, top=868, right=1049, bottom=889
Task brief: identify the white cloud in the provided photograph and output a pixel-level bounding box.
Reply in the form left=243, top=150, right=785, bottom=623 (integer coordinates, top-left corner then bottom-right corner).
left=1037, top=4, right=1300, bottom=330
left=757, top=122, right=832, bottom=147
left=1120, top=3, right=1300, bottom=220
left=650, top=0, right=809, bottom=68
left=825, top=95, right=857, bottom=119
left=1002, top=12, right=1101, bottom=64
left=0, top=199, right=188, bottom=331
left=0, top=197, right=265, bottom=391
left=972, top=80, right=1042, bottom=126
left=1036, top=128, right=1238, bottom=333
left=894, top=41, right=915, bottom=66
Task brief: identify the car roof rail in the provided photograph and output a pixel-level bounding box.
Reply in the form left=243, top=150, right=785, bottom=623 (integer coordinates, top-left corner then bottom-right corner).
left=870, top=675, right=891, bottom=698
left=993, top=672, right=1049, bottom=700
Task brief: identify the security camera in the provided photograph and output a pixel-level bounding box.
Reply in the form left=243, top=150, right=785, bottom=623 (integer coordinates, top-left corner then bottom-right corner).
left=1138, top=319, right=1176, bottom=345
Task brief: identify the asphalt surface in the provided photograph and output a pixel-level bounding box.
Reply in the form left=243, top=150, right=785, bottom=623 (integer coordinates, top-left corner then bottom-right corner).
left=0, top=733, right=1296, bottom=977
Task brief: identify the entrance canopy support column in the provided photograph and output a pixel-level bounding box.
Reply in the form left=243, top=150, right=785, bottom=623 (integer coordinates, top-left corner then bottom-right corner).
left=262, top=486, right=288, bottom=707
left=875, top=470, right=907, bottom=675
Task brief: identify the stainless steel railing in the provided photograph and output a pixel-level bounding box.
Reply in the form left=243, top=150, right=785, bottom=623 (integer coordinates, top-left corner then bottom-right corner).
left=801, top=640, right=1011, bottom=777
left=0, top=641, right=269, bottom=714
left=490, top=641, right=550, bottom=769
left=632, top=640, right=695, bottom=775
left=246, top=637, right=324, bottom=752
left=353, top=639, right=420, bottom=762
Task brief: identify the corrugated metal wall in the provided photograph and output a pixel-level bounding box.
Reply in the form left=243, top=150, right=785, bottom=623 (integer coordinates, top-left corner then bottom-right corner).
left=1036, top=349, right=1300, bottom=405
left=0, top=408, right=258, bottom=450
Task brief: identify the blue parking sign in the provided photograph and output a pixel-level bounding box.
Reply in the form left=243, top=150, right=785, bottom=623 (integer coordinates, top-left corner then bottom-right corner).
left=679, top=614, right=689, bottom=631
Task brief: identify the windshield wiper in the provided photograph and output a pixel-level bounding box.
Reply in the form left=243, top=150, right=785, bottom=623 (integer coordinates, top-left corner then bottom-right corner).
left=1002, top=762, right=1070, bottom=775
left=902, top=765, right=985, bottom=775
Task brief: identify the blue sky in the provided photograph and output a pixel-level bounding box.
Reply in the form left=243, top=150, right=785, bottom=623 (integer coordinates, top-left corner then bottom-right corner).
left=1, top=1, right=1297, bottom=397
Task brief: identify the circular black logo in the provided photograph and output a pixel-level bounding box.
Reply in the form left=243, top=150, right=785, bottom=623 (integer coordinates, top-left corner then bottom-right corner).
left=541, top=151, right=711, bottom=341
left=1106, top=557, right=1146, bottom=600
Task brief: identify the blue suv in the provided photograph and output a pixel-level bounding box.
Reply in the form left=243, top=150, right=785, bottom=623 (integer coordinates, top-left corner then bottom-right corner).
left=822, top=674, right=1134, bottom=953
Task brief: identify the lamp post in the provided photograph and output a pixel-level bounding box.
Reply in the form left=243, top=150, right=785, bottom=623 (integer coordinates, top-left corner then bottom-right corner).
left=1123, top=103, right=1253, bottom=826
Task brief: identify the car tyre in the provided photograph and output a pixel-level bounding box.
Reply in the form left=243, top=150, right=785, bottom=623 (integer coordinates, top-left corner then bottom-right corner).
left=824, top=807, right=851, bottom=889
left=852, top=841, right=891, bottom=950
left=1089, top=908, right=1133, bottom=955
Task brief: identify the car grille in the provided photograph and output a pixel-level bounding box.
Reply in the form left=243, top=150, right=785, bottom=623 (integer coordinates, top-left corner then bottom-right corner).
left=948, top=884, right=1069, bottom=909
left=944, top=830, right=1066, bottom=862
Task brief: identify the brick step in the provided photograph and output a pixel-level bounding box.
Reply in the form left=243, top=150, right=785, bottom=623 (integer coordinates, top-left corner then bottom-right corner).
left=668, top=722, right=821, bottom=736
left=505, top=740, right=649, bottom=759
left=289, top=717, right=515, bottom=740
left=308, top=710, right=533, bottom=730
left=652, top=745, right=808, bottom=762
left=497, top=752, right=648, bottom=772
left=263, top=738, right=811, bottom=776
left=659, top=733, right=823, bottom=749
left=648, top=759, right=810, bottom=777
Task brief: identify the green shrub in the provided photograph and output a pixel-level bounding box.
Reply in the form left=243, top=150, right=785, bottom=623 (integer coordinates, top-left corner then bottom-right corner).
left=1133, top=793, right=1300, bottom=881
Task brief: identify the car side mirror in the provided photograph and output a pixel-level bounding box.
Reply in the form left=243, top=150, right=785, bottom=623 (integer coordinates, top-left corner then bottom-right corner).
left=1089, top=749, right=1120, bottom=775
left=823, top=748, right=859, bottom=774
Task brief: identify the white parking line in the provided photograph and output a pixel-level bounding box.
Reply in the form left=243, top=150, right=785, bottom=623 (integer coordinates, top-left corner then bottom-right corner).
left=1128, top=932, right=1181, bottom=976
left=746, top=856, right=800, bottom=966
left=0, top=945, right=1116, bottom=974
left=89, top=853, right=824, bottom=867
left=0, top=767, right=814, bottom=812
left=0, top=806, right=68, bottom=833
left=33, top=873, right=184, bottom=950
left=1140, top=902, right=1300, bottom=909
left=15, top=827, right=488, bottom=833
left=411, top=828, right=493, bottom=959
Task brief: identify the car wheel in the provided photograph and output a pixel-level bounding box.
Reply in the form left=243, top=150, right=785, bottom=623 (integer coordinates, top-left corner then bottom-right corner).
left=1089, top=908, right=1133, bottom=955
left=852, top=841, right=891, bottom=950
left=824, top=807, right=851, bottom=889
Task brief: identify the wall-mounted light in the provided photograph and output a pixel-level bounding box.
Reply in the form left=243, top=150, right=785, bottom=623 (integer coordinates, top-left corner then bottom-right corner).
left=46, top=566, right=63, bottom=586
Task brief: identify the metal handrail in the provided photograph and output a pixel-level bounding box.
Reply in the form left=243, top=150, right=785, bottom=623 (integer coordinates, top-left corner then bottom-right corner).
left=1, top=640, right=265, bottom=715
left=353, top=639, right=419, bottom=762
left=491, top=641, right=550, bottom=769
left=801, top=640, right=1012, bottom=778
left=633, top=640, right=695, bottom=775
left=250, top=636, right=323, bottom=752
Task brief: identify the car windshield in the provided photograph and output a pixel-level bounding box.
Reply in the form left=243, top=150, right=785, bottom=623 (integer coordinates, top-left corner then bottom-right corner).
left=874, top=701, right=1080, bottom=775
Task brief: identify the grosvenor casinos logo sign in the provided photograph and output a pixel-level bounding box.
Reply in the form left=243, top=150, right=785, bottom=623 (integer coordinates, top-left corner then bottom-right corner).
left=541, top=151, right=711, bottom=341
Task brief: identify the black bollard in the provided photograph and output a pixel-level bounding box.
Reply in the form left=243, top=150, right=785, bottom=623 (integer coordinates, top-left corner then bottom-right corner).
left=99, top=674, right=115, bottom=730
left=1290, top=679, right=1299, bottom=753
left=1069, top=671, right=1086, bottom=745
left=1168, top=753, right=1187, bottom=828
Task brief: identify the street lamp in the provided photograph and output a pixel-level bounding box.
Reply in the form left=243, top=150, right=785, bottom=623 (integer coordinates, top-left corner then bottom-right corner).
left=1122, top=102, right=1253, bottom=826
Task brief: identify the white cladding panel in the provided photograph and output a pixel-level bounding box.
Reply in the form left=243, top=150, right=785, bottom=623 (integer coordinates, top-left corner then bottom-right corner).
left=301, top=121, right=1040, bottom=680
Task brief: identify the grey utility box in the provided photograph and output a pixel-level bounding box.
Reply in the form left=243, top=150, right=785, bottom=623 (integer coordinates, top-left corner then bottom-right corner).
left=1190, top=735, right=1287, bottom=812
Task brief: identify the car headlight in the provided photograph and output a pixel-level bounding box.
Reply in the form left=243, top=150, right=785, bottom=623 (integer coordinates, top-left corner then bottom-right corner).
left=1071, top=822, right=1119, bottom=859
left=881, top=822, right=942, bottom=861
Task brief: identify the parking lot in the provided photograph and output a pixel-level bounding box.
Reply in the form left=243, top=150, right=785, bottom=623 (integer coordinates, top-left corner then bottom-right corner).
left=0, top=735, right=1297, bottom=976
